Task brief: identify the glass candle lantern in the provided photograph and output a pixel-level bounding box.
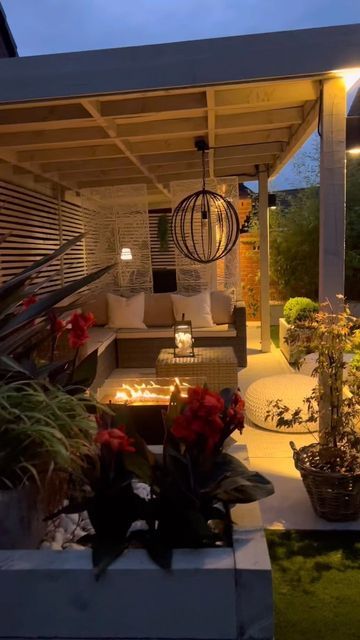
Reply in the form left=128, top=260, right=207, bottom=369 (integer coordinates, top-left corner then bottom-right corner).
left=174, top=314, right=194, bottom=358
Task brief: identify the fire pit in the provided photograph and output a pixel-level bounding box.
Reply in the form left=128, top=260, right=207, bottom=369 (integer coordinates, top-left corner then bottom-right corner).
left=98, top=378, right=202, bottom=444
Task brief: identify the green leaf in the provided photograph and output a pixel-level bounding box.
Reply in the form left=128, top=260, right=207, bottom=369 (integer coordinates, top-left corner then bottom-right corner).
left=201, top=452, right=274, bottom=504
left=146, top=536, right=172, bottom=570
left=76, top=533, right=96, bottom=548
left=0, top=355, right=34, bottom=378
left=0, top=319, right=47, bottom=356
left=70, top=348, right=98, bottom=389
left=93, top=541, right=128, bottom=581
left=130, top=529, right=172, bottom=570
left=123, top=451, right=153, bottom=484
left=0, top=264, right=113, bottom=339
left=0, top=233, right=86, bottom=306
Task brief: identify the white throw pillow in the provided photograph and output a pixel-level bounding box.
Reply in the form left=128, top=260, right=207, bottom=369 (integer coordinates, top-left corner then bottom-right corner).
left=171, top=291, right=214, bottom=328
left=107, top=292, right=146, bottom=329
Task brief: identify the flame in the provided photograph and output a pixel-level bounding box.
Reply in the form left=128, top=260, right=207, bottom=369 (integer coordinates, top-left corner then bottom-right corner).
left=113, top=378, right=189, bottom=405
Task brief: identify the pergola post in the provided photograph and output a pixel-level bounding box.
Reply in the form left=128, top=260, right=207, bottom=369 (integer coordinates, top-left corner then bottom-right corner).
left=258, top=166, right=271, bottom=352
left=319, top=78, right=347, bottom=308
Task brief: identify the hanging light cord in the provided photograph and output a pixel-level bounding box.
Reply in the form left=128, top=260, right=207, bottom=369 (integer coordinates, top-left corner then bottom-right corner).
left=201, top=149, right=206, bottom=191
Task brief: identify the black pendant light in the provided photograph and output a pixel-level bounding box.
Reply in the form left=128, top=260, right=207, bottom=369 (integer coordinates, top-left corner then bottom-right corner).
left=171, top=140, right=240, bottom=264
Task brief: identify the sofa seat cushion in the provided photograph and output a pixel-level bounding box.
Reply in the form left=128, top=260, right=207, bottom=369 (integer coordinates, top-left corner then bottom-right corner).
left=79, top=327, right=116, bottom=358
left=82, top=292, right=108, bottom=326
left=116, top=324, right=236, bottom=339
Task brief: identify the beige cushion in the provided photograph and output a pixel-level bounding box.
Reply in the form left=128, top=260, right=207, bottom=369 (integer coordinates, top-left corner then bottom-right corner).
left=171, top=291, right=214, bottom=328
left=107, top=292, right=146, bottom=329
left=210, top=291, right=234, bottom=324
left=144, top=292, right=175, bottom=327
left=83, top=289, right=234, bottom=328
left=82, top=292, right=108, bottom=326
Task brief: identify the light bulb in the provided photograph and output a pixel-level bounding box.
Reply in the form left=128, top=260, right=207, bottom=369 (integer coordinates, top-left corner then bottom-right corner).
left=120, top=247, right=132, bottom=261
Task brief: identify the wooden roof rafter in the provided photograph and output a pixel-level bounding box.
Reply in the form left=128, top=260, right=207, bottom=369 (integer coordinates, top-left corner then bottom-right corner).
left=0, top=23, right=358, bottom=203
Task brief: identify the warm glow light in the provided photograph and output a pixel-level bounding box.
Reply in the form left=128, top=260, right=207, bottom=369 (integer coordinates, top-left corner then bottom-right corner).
left=120, top=247, right=132, bottom=261
left=334, top=67, right=360, bottom=90
left=348, top=147, right=360, bottom=155
left=113, top=378, right=190, bottom=405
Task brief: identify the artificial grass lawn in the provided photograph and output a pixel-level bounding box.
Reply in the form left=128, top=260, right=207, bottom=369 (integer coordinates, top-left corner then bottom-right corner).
left=266, top=530, right=360, bottom=640
left=270, top=324, right=280, bottom=348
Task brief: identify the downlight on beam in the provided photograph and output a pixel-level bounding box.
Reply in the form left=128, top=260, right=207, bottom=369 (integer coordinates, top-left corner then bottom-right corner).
left=333, top=67, right=360, bottom=90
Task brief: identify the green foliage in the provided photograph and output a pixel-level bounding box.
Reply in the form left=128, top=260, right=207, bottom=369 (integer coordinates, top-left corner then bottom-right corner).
left=283, top=297, right=318, bottom=324
left=267, top=302, right=360, bottom=470
left=157, top=213, right=169, bottom=251
left=0, top=380, right=97, bottom=505
left=0, top=233, right=113, bottom=389
left=270, top=154, right=360, bottom=301
left=350, top=351, right=360, bottom=372
left=270, top=187, right=319, bottom=300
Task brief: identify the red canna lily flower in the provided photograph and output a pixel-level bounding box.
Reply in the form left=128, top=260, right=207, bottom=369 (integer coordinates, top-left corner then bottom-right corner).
left=23, top=294, right=38, bottom=310
left=95, top=427, right=135, bottom=453
left=171, top=386, right=226, bottom=453
left=227, top=393, right=245, bottom=434
left=68, top=311, right=95, bottom=349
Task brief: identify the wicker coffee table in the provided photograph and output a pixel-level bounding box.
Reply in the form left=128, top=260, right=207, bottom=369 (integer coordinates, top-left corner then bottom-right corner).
left=156, top=347, right=238, bottom=392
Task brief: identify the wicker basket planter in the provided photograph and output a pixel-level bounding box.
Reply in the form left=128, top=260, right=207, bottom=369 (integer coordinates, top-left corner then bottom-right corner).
left=291, top=442, right=360, bottom=522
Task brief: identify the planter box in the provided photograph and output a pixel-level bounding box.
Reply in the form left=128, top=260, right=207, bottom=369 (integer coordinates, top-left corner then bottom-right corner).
left=279, top=317, right=294, bottom=362
left=0, top=445, right=273, bottom=640
left=270, top=301, right=284, bottom=326
left=280, top=318, right=315, bottom=364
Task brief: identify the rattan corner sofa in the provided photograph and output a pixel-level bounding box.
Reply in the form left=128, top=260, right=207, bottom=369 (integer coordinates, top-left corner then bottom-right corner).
left=80, top=291, right=247, bottom=390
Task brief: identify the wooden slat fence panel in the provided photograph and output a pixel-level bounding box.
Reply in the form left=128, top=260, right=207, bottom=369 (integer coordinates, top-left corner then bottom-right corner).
left=0, top=181, right=86, bottom=293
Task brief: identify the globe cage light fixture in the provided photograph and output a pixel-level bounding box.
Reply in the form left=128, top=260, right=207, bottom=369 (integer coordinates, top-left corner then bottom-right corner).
left=171, top=140, right=241, bottom=264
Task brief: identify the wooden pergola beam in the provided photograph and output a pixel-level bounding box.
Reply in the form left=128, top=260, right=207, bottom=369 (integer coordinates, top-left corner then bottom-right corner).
left=81, top=99, right=170, bottom=198
left=17, top=145, right=123, bottom=163
left=270, top=98, right=320, bottom=177
left=206, top=89, right=215, bottom=178
left=319, top=78, right=346, bottom=306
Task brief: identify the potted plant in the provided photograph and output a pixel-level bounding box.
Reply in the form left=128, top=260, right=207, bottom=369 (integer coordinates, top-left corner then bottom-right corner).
left=50, top=384, right=274, bottom=577
left=268, top=301, right=360, bottom=521
left=0, top=380, right=98, bottom=548
left=157, top=213, right=169, bottom=251
left=279, top=296, right=318, bottom=362
left=0, top=233, right=113, bottom=548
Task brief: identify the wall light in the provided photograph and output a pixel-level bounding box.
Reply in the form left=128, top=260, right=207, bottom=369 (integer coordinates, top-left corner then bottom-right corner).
left=334, top=67, right=360, bottom=91
left=268, top=193, right=277, bottom=209
left=120, top=247, right=132, bottom=261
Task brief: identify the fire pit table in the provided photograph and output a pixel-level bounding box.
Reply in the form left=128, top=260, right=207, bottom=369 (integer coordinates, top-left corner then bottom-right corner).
left=156, top=347, right=238, bottom=392
left=98, top=377, right=202, bottom=444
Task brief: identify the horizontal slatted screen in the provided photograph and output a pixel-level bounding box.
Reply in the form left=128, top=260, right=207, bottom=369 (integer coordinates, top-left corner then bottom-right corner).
left=0, top=181, right=85, bottom=293
left=60, top=200, right=86, bottom=285
left=149, top=209, right=175, bottom=269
